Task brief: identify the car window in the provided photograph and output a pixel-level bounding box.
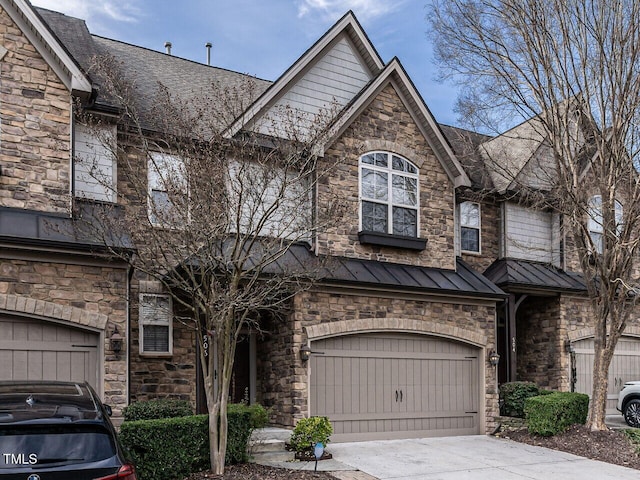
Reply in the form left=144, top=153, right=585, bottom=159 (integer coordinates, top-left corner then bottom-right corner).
left=0, top=426, right=117, bottom=468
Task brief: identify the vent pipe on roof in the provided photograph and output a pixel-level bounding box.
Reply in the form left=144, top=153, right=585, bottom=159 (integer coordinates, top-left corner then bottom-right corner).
left=205, top=42, right=212, bottom=65
left=164, top=41, right=172, bottom=55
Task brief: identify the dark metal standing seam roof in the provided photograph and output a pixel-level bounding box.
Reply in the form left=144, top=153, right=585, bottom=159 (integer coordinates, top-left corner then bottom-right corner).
left=483, top=258, right=587, bottom=293
left=265, top=244, right=505, bottom=299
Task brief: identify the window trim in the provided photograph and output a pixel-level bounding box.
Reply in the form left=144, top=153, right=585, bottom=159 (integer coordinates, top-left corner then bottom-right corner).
left=459, top=201, right=481, bottom=254
left=139, top=293, right=173, bottom=356
left=588, top=195, right=623, bottom=253
left=358, top=151, right=421, bottom=242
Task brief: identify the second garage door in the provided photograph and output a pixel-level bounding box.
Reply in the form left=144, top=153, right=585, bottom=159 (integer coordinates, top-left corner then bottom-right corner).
left=310, top=333, right=481, bottom=442
left=574, top=336, right=640, bottom=414
left=0, top=315, right=99, bottom=388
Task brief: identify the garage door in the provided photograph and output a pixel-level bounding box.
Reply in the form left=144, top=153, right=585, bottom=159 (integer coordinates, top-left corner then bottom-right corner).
left=310, top=333, right=480, bottom=442
left=574, top=336, right=640, bottom=414
left=0, top=315, right=99, bottom=388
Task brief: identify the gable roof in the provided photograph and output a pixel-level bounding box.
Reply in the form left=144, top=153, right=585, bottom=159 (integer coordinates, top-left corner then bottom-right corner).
left=2, top=0, right=92, bottom=96
left=225, top=11, right=384, bottom=138
left=321, top=58, right=471, bottom=187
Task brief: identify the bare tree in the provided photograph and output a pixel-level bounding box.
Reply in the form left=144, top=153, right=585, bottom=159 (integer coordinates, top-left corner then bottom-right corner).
left=76, top=55, right=348, bottom=472
left=430, top=0, right=640, bottom=430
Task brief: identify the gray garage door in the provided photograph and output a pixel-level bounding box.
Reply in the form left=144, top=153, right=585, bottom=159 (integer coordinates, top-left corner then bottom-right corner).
left=310, top=333, right=480, bottom=442
left=574, top=336, right=640, bottom=414
left=0, top=315, right=99, bottom=388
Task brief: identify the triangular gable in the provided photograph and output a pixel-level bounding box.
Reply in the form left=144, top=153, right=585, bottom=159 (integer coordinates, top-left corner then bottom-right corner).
left=225, top=11, right=384, bottom=138
left=1, top=0, right=92, bottom=96
left=320, top=58, right=471, bottom=188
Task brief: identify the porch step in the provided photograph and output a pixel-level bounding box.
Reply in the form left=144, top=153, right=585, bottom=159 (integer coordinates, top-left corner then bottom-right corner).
left=251, top=450, right=296, bottom=465
left=251, top=438, right=287, bottom=453
left=249, top=427, right=294, bottom=465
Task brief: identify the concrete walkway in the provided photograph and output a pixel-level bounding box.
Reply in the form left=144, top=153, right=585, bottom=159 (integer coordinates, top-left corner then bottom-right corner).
left=327, top=435, right=640, bottom=480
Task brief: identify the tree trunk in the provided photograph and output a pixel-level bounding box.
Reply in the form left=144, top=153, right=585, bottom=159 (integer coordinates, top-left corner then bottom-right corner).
left=587, top=345, right=609, bottom=431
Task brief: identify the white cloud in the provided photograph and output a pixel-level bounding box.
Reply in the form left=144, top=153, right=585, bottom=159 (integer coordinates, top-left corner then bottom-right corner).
left=297, top=0, right=405, bottom=22
left=31, top=0, right=142, bottom=25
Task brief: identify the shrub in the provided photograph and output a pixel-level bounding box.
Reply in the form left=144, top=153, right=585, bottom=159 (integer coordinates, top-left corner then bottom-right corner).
left=123, top=398, right=193, bottom=421
left=289, top=416, right=333, bottom=453
left=119, top=403, right=268, bottom=480
left=524, top=392, right=589, bottom=436
left=500, top=382, right=542, bottom=418
left=246, top=403, right=270, bottom=429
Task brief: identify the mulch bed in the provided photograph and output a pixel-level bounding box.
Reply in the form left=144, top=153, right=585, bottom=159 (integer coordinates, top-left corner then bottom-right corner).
left=183, top=464, right=337, bottom=479
left=499, top=424, right=640, bottom=469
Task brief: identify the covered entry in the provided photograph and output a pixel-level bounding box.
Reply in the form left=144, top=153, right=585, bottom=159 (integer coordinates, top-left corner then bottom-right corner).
left=310, top=332, right=481, bottom=442
left=0, top=315, right=99, bottom=388
left=574, top=336, right=640, bottom=414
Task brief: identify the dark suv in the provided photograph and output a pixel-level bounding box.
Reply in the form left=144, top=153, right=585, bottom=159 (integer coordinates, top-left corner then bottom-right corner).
left=0, top=381, right=136, bottom=480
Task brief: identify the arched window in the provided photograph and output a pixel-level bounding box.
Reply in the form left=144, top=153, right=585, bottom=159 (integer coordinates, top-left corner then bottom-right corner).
left=588, top=195, right=623, bottom=253
left=359, top=152, right=419, bottom=237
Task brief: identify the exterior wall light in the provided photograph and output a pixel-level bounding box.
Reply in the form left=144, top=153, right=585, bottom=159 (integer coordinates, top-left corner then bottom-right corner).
left=110, top=326, right=124, bottom=354
left=488, top=350, right=500, bottom=366
left=300, top=345, right=311, bottom=362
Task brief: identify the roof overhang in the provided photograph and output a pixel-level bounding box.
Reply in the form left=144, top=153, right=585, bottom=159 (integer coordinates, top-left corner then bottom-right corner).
left=2, top=0, right=92, bottom=97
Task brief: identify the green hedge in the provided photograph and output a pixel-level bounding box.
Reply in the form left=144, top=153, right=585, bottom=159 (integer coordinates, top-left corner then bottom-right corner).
left=524, top=392, right=589, bottom=436
left=119, top=404, right=268, bottom=480
left=123, top=398, right=193, bottom=421
left=499, top=382, right=542, bottom=418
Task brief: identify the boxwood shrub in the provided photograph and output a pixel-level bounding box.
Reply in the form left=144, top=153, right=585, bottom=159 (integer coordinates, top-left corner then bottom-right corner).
left=289, top=416, right=333, bottom=452
left=499, top=382, right=542, bottom=418
left=123, top=398, right=193, bottom=421
left=119, top=403, right=268, bottom=480
left=524, top=392, right=589, bottom=436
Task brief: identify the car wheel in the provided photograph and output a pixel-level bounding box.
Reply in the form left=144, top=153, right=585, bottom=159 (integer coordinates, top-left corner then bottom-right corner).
left=624, top=399, right=640, bottom=427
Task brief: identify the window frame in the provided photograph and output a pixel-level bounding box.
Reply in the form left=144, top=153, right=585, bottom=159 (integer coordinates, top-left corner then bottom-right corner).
left=358, top=151, right=421, bottom=239
left=139, top=293, right=173, bottom=356
left=147, top=152, right=185, bottom=228
left=459, top=201, right=481, bottom=254
left=588, top=195, right=623, bottom=253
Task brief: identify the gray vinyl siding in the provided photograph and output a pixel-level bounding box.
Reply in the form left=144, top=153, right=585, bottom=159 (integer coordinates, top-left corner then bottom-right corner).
left=504, top=203, right=560, bottom=265
left=259, top=35, right=371, bottom=137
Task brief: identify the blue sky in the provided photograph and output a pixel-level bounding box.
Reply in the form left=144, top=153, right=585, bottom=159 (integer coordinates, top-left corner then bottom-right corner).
left=30, top=0, right=460, bottom=126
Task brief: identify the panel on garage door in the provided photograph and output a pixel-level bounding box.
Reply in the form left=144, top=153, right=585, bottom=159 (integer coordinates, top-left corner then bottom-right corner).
left=574, top=337, right=640, bottom=414
left=0, top=315, right=99, bottom=389
left=310, top=333, right=480, bottom=442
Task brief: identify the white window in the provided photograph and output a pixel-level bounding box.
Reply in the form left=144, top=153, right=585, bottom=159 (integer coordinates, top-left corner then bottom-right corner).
left=148, top=152, right=184, bottom=227
left=359, top=152, right=419, bottom=237
left=139, top=294, right=173, bottom=354
left=74, top=122, right=117, bottom=202
left=460, top=201, right=481, bottom=253
left=588, top=195, right=623, bottom=253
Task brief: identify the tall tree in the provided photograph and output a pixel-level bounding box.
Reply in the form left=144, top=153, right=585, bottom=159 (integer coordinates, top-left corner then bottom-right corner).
left=430, top=0, right=640, bottom=430
left=77, top=55, right=348, bottom=472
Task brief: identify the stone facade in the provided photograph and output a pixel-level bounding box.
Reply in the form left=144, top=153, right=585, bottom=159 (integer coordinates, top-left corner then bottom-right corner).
left=317, top=84, right=456, bottom=270
left=0, top=250, right=129, bottom=414
left=461, top=198, right=501, bottom=273
left=259, top=288, right=499, bottom=433
left=128, top=275, right=198, bottom=405
left=0, top=6, right=72, bottom=214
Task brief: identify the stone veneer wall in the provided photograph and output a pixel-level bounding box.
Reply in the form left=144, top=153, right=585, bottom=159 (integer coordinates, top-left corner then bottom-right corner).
left=316, top=84, right=456, bottom=270
left=461, top=199, right=501, bottom=273
left=0, top=6, right=72, bottom=214
left=259, top=288, right=500, bottom=434
left=0, top=253, right=128, bottom=413
left=128, top=275, right=198, bottom=406
left=516, top=296, right=563, bottom=390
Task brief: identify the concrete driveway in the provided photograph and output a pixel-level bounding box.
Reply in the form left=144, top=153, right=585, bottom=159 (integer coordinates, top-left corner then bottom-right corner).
left=328, top=435, right=639, bottom=480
